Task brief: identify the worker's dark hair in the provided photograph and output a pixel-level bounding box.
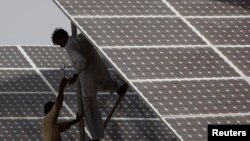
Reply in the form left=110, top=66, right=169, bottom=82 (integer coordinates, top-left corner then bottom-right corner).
left=51, top=28, right=69, bottom=45
left=44, top=101, right=55, bottom=115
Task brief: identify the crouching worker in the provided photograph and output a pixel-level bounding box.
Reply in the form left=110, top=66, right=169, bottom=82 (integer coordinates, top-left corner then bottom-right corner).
left=41, top=77, right=82, bottom=141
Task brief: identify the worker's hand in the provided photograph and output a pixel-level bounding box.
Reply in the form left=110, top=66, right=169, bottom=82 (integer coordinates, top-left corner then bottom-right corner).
left=76, top=112, right=83, bottom=122
left=59, top=77, right=68, bottom=89
left=68, top=74, right=78, bottom=85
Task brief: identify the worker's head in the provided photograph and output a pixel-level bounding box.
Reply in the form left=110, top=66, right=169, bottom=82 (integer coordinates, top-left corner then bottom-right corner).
left=44, top=101, right=55, bottom=115
left=52, top=28, right=69, bottom=47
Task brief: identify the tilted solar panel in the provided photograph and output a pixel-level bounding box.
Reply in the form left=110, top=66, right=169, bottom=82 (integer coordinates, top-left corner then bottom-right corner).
left=52, top=0, right=250, bottom=140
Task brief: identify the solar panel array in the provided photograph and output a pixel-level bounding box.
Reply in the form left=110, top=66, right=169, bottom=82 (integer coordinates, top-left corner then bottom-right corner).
left=52, top=0, right=250, bottom=141
left=0, top=0, right=249, bottom=141
left=0, top=45, right=175, bottom=140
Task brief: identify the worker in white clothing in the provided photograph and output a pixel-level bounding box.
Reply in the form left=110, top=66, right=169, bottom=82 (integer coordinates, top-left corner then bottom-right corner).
left=51, top=28, right=128, bottom=141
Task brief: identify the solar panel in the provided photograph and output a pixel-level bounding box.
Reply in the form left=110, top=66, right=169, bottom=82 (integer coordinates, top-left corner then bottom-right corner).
left=41, top=69, right=76, bottom=92
left=218, top=47, right=250, bottom=76
left=167, top=0, right=250, bottom=16
left=104, top=120, right=176, bottom=140
left=0, top=45, right=168, bottom=140
left=55, top=0, right=174, bottom=16
left=0, top=119, right=42, bottom=140
left=22, top=46, right=73, bottom=68
left=0, top=70, right=50, bottom=92
left=0, top=93, right=71, bottom=117
left=189, top=18, right=250, bottom=45
left=52, top=0, right=250, bottom=140
left=0, top=118, right=177, bottom=141
left=0, top=119, right=79, bottom=140
left=75, top=17, right=205, bottom=46
left=133, top=79, right=250, bottom=116
left=0, top=46, right=31, bottom=68
left=102, top=47, right=239, bottom=79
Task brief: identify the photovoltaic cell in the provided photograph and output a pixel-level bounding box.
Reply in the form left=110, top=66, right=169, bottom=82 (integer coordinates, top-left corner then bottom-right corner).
left=167, top=0, right=250, bottom=16
left=0, top=70, right=50, bottom=92
left=219, top=47, right=250, bottom=76
left=75, top=17, right=206, bottom=46
left=55, top=0, right=174, bottom=16
left=0, top=46, right=31, bottom=68
left=133, top=79, right=250, bottom=116
left=22, top=46, right=73, bottom=68
left=165, top=116, right=250, bottom=141
left=103, top=47, right=239, bottom=79
left=0, top=94, right=72, bottom=117
left=189, top=18, right=250, bottom=45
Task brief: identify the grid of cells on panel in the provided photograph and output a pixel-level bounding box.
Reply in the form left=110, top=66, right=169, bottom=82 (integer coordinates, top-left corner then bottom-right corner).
left=103, top=47, right=239, bottom=79
left=0, top=119, right=177, bottom=141
left=0, top=46, right=31, bottom=68
left=189, top=18, right=250, bottom=45
left=41, top=69, right=76, bottom=92
left=0, top=70, right=50, bottom=92
left=104, top=120, right=177, bottom=141
left=219, top=47, right=250, bottom=76
left=0, top=93, right=71, bottom=117
left=0, top=119, right=81, bottom=140
left=166, top=116, right=250, bottom=141
left=167, top=0, right=250, bottom=16
left=133, top=79, right=250, bottom=116
left=56, top=0, right=174, bottom=15
left=22, top=46, right=73, bottom=68
left=0, top=120, right=42, bottom=140
left=61, top=125, right=80, bottom=140
left=76, top=17, right=206, bottom=46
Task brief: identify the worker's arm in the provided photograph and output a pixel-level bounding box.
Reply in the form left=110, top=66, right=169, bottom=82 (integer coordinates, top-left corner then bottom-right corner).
left=44, top=78, right=68, bottom=121
left=58, top=112, right=83, bottom=132
left=56, top=77, right=68, bottom=105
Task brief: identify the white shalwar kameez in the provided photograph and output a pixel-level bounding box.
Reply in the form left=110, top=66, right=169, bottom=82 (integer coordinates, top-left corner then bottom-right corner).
left=65, top=34, right=118, bottom=139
